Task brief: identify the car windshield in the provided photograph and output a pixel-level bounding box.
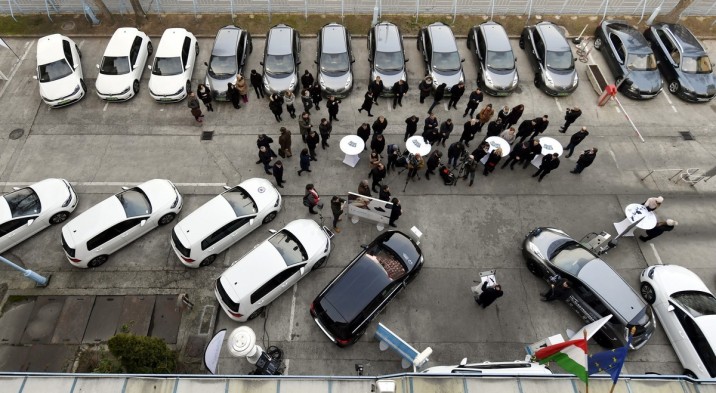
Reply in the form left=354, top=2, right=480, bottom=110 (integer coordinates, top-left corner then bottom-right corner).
left=681, top=55, right=713, bottom=74
left=374, top=51, right=404, bottom=72
left=365, top=244, right=406, bottom=281
left=672, top=291, right=716, bottom=318
left=486, top=50, right=515, bottom=71
left=545, top=50, right=574, bottom=71
left=320, top=52, right=350, bottom=74
left=38, top=59, right=72, bottom=82
left=3, top=188, right=41, bottom=217
left=627, top=53, right=657, bottom=71
left=208, top=55, right=237, bottom=78
left=265, top=54, right=294, bottom=76
left=152, top=57, right=183, bottom=76
left=115, top=189, right=152, bottom=218
left=222, top=187, right=258, bottom=217
left=268, top=230, right=307, bottom=266
left=549, top=241, right=595, bottom=275
left=100, top=56, right=131, bottom=75
left=432, top=51, right=461, bottom=72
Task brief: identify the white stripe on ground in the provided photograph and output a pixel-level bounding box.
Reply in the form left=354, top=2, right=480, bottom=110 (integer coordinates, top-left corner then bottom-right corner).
left=0, top=41, right=34, bottom=100
left=284, top=359, right=290, bottom=375
left=650, top=243, right=663, bottom=265
left=287, top=283, right=298, bottom=342
left=554, top=97, right=562, bottom=112
left=103, top=102, right=108, bottom=112
left=78, top=40, right=85, bottom=49
left=609, top=150, right=620, bottom=170
left=663, top=91, right=678, bottom=113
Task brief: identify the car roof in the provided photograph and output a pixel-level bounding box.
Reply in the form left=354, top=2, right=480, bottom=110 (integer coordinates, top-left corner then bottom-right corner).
left=37, top=34, right=67, bottom=63
left=578, top=259, right=645, bottom=322
left=104, top=28, right=141, bottom=57
left=603, top=21, right=651, bottom=53
left=62, top=195, right=128, bottom=246
left=211, top=26, right=242, bottom=56
left=534, top=22, right=570, bottom=52
left=660, top=23, right=707, bottom=55
left=480, top=22, right=512, bottom=52
left=427, top=23, right=458, bottom=52
left=267, top=25, right=293, bottom=55
left=321, top=23, right=348, bottom=54
left=219, top=240, right=289, bottom=301
left=156, top=28, right=190, bottom=57
left=174, top=194, right=237, bottom=245
left=283, top=219, right=326, bottom=258
left=374, top=23, right=402, bottom=52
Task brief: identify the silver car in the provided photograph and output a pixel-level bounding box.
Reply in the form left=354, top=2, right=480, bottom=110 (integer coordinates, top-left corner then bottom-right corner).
left=467, top=22, right=519, bottom=96
left=204, top=25, right=252, bottom=101
left=262, top=24, right=301, bottom=95
left=368, top=22, right=407, bottom=96
left=317, top=23, right=354, bottom=97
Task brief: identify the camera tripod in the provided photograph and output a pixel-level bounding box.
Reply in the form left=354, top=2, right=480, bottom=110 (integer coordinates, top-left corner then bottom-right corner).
left=398, top=154, right=421, bottom=192
left=451, top=150, right=469, bottom=186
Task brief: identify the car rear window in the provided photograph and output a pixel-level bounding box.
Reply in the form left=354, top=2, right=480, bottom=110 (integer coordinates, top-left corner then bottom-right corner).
left=222, top=187, right=258, bottom=217
left=172, top=229, right=190, bottom=258
left=3, top=188, right=41, bottom=218
left=61, top=234, right=75, bottom=257
left=115, top=188, right=152, bottom=218
left=216, top=277, right=239, bottom=312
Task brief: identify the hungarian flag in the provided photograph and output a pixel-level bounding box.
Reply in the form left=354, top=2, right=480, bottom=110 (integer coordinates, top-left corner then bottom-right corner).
left=535, top=339, right=588, bottom=383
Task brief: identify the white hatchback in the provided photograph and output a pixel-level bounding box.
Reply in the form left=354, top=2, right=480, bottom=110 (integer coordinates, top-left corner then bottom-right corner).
left=96, top=27, right=152, bottom=101
left=0, top=179, right=78, bottom=254
left=215, top=219, right=333, bottom=322
left=422, top=357, right=552, bottom=375
left=35, top=34, right=85, bottom=108
left=640, top=265, right=716, bottom=379
left=171, top=178, right=282, bottom=268
left=148, top=28, right=198, bottom=102
left=61, top=179, right=182, bottom=268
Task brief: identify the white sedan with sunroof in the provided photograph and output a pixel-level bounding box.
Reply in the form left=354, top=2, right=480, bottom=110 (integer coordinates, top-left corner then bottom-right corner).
left=171, top=178, right=282, bottom=268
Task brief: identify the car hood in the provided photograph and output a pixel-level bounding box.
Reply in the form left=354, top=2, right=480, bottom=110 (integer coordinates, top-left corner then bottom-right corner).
left=544, top=68, right=578, bottom=90
left=174, top=195, right=236, bottom=245
left=680, top=72, right=716, bottom=96
left=653, top=265, right=711, bottom=296
left=61, top=196, right=127, bottom=247
left=627, top=70, right=662, bottom=94
left=220, top=241, right=287, bottom=301
left=320, top=71, right=352, bottom=91
left=484, top=68, right=518, bottom=89
left=39, top=75, right=79, bottom=101
left=138, top=179, right=176, bottom=210
left=371, top=69, right=405, bottom=89
left=241, top=178, right=280, bottom=213
left=31, top=178, right=70, bottom=207
left=205, top=72, right=236, bottom=95
left=264, top=72, right=297, bottom=93
left=149, top=74, right=186, bottom=95
left=430, top=69, right=464, bottom=90
left=283, top=219, right=326, bottom=258
left=96, top=73, right=133, bottom=95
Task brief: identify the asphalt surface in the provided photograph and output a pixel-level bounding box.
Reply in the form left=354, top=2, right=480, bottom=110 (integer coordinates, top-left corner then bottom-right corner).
left=0, top=32, right=714, bottom=376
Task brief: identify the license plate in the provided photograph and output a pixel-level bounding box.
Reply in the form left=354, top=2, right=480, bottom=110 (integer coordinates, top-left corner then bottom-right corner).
left=160, top=97, right=173, bottom=101
left=106, top=96, right=119, bottom=101
left=494, top=92, right=509, bottom=97
left=556, top=92, right=569, bottom=97
left=58, top=100, right=70, bottom=105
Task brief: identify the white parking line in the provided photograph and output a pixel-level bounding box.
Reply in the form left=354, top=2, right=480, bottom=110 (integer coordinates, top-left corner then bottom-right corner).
left=662, top=91, right=678, bottom=113
left=78, top=40, right=85, bottom=49
left=103, top=102, right=109, bottom=112
left=614, top=105, right=621, bottom=114
left=650, top=243, right=663, bottom=265
left=554, top=97, right=562, bottom=112
left=287, top=283, right=298, bottom=341
left=284, top=359, right=290, bottom=375
left=0, top=41, right=34, bottom=100
left=608, top=149, right=620, bottom=170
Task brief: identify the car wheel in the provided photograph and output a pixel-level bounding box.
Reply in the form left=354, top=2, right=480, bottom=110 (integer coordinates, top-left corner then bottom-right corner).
left=519, top=36, right=525, bottom=50
left=185, top=80, right=192, bottom=94
left=133, top=80, right=140, bottom=94
left=80, top=79, right=87, bottom=93
left=147, top=42, right=153, bottom=56
left=49, top=211, right=70, bottom=224
left=262, top=211, right=277, bottom=224
left=640, top=282, right=656, bottom=304
left=199, top=254, right=217, bottom=267
left=668, top=81, right=680, bottom=94
left=247, top=307, right=265, bottom=321
left=312, top=257, right=327, bottom=271
left=526, top=259, right=542, bottom=276
left=593, top=37, right=603, bottom=51
left=158, top=213, right=176, bottom=226
left=88, top=255, right=108, bottom=268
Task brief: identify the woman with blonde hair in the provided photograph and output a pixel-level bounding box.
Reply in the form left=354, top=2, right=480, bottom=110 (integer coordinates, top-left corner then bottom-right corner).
left=484, top=147, right=502, bottom=176
left=235, top=74, right=249, bottom=103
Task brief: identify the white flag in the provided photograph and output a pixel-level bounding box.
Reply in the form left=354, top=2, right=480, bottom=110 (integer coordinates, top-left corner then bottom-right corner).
left=569, top=315, right=613, bottom=341
left=0, top=38, right=10, bottom=50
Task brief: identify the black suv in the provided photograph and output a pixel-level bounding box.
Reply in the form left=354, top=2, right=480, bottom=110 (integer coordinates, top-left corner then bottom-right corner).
left=644, top=23, right=716, bottom=102
left=522, top=227, right=655, bottom=350
left=519, top=22, right=578, bottom=96
left=311, top=231, right=423, bottom=347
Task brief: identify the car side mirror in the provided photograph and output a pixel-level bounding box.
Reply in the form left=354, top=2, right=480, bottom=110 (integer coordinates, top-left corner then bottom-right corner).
left=404, top=58, right=409, bottom=62
left=185, top=65, right=190, bottom=70
left=360, top=244, right=368, bottom=249
left=140, top=219, right=147, bottom=227
left=314, top=60, right=318, bottom=64
left=223, top=185, right=231, bottom=190
left=667, top=304, right=675, bottom=312
left=249, top=219, right=255, bottom=226
left=96, top=64, right=100, bottom=69
left=269, top=229, right=277, bottom=234
left=204, top=61, right=208, bottom=67
left=297, top=60, right=301, bottom=65
left=459, top=358, right=468, bottom=366
left=12, top=187, right=20, bottom=191
left=33, top=75, right=38, bottom=80
left=74, top=65, right=78, bottom=70
left=27, top=219, right=34, bottom=226
left=300, top=267, right=305, bottom=275
left=121, top=186, right=130, bottom=190
left=461, top=58, right=465, bottom=63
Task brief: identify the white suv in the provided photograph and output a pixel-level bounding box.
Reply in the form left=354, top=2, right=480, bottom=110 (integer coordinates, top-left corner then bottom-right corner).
left=35, top=34, right=85, bottom=107
left=422, top=357, right=552, bottom=375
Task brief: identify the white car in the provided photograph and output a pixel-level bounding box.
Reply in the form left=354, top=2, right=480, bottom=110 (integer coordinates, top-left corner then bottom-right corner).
left=640, top=265, right=716, bottom=379
left=215, top=219, right=333, bottom=322
left=61, top=179, right=182, bottom=268
left=96, top=27, right=152, bottom=101
left=0, top=179, right=78, bottom=254
left=422, top=357, right=552, bottom=375
left=35, top=34, right=85, bottom=108
left=148, top=28, right=198, bottom=102
left=171, top=178, right=282, bottom=268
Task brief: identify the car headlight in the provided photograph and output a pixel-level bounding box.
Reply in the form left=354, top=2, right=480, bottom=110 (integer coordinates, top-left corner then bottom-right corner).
left=572, top=74, right=579, bottom=87
left=118, top=87, right=131, bottom=95
left=485, top=73, right=493, bottom=87
left=274, top=195, right=280, bottom=208
left=526, top=242, right=544, bottom=260
left=62, top=181, right=74, bottom=207
left=647, top=266, right=656, bottom=279
left=319, top=75, right=326, bottom=89
left=71, top=85, right=81, bottom=95
left=432, top=77, right=439, bottom=88
left=512, top=73, right=519, bottom=87
left=459, top=74, right=464, bottom=84
left=544, top=74, right=554, bottom=87
left=288, top=77, right=296, bottom=91
left=173, top=86, right=185, bottom=95
left=345, top=74, right=352, bottom=89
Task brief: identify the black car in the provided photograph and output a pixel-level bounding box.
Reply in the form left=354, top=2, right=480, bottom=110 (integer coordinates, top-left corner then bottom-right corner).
left=261, top=24, right=301, bottom=95
left=311, top=231, right=423, bottom=347
left=467, top=21, right=519, bottom=96
left=417, top=22, right=465, bottom=95
left=522, top=227, right=656, bottom=350
left=368, top=22, right=407, bottom=96
left=594, top=20, right=662, bottom=100
left=644, top=23, right=716, bottom=102
left=519, top=22, right=578, bottom=96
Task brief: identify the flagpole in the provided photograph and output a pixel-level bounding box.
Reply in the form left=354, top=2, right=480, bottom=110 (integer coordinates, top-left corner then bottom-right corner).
left=609, top=327, right=635, bottom=393
left=584, top=329, right=589, bottom=393
left=0, top=38, right=20, bottom=61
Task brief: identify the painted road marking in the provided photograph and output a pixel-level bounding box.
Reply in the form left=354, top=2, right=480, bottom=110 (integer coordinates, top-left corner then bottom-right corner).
left=650, top=243, right=663, bottom=265
left=0, top=41, right=34, bottom=100
left=554, top=97, right=562, bottom=112
left=662, top=91, right=678, bottom=113
left=287, top=283, right=298, bottom=341
left=103, top=102, right=109, bottom=112
left=609, top=149, right=620, bottom=170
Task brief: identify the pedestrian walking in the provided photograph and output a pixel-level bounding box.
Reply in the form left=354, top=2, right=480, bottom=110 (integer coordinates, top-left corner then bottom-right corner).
left=476, top=282, right=503, bottom=309
left=379, top=185, right=391, bottom=202
left=485, top=118, right=503, bottom=138
left=301, top=70, right=314, bottom=89
left=187, top=92, right=204, bottom=123
left=523, top=140, right=542, bottom=169
left=447, top=81, right=465, bottom=110
left=541, top=278, right=571, bottom=302
left=639, top=219, right=678, bottom=242
left=532, top=153, right=560, bottom=182
left=331, top=196, right=345, bottom=233
left=505, top=104, right=524, bottom=128
left=438, top=118, right=454, bottom=147
left=327, top=95, right=341, bottom=121
left=530, top=115, right=549, bottom=140
left=310, top=81, right=323, bottom=110
left=358, top=91, right=375, bottom=116
left=459, top=118, right=480, bottom=147
left=463, top=88, right=484, bottom=118
left=235, top=75, right=249, bottom=103
left=227, top=82, right=241, bottom=109
left=297, top=148, right=312, bottom=176
left=258, top=146, right=275, bottom=174
left=197, top=84, right=213, bottom=112
left=318, top=118, right=332, bottom=149
left=571, top=147, right=598, bottom=174
left=447, top=141, right=464, bottom=168
left=284, top=90, right=297, bottom=118
left=559, top=107, right=582, bottom=133
left=499, top=127, right=517, bottom=144
left=278, top=127, right=293, bottom=158
left=370, top=134, right=386, bottom=155
left=272, top=160, right=285, bottom=188
left=358, top=179, right=372, bottom=197
left=303, top=184, right=321, bottom=214
left=298, top=112, right=313, bottom=143
left=462, top=154, right=478, bottom=186
left=386, top=144, right=400, bottom=172
left=428, top=83, right=446, bottom=114
left=250, top=69, right=264, bottom=99
left=370, top=163, right=387, bottom=192
left=424, top=150, right=442, bottom=180
left=388, top=198, right=402, bottom=227
left=418, top=76, right=433, bottom=104
left=357, top=123, right=371, bottom=149
left=372, top=116, right=388, bottom=137
left=643, top=196, right=664, bottom=212
left=516, top=118, right=536, bottom=145
left=483, top=148, right=502, bottom=176
left=564, top=127, right=589, bottom=158
left=478, top=103, right=495, bottom=126
left=392, top=79, right=408, bottom=108
left=404, top=115, right=419, bottom=141
left=501, top=141, right=530, bottom=170
left=269, top=93, right=284, bottom=122
left=497, top=105, right=511, bottom=130
left=406, top=153, right=424, bottom=181
left=301, top=89, right=313, bottom=113
left=306, top=130, right=320, bottom=160
left=369, top=76, right=384, bottom=104
left=256, top=133, right=275, bottom=154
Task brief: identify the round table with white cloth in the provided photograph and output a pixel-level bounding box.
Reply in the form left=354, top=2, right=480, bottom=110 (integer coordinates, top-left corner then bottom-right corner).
left=405, top=136, right=432, bottom=156
left=480, top=136, right=511, bottom=164
left=340, top=135, right=365, bottom=167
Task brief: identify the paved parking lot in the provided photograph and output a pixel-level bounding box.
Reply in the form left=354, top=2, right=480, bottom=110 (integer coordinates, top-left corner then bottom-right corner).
left=0, top=29, right=715, bottom=376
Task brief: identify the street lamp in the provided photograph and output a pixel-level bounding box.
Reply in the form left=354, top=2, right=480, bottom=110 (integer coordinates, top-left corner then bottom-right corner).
left=0, top=256, right=50, bottom=287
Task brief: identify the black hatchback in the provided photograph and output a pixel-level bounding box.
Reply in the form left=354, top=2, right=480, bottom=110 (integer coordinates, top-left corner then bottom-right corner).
left=310, top=231, right=423, bottom=347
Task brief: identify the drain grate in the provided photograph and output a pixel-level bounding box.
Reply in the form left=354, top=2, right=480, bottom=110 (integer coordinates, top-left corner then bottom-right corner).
left=9, top=129, right=24, bottom=140
left=679, top=131, right=695, bottom=141
left=201, top=130, right=214, bottom=141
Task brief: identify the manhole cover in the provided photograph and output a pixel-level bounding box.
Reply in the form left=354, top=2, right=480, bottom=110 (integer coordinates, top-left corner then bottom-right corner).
left=61, top=21, right=75, bottom=31
left=9, top=128, right=24, bottom=140
left=201, top=130, right=214, bottom=141
left=679, top=131, right=694, bottom=141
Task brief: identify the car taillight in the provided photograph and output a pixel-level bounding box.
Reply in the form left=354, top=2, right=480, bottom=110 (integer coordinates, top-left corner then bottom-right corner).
left=230, top=311, right=243, bottom=319
left=69, top=258, right=81, bottom=263
left=310, top=302, right=315, bottom=314
left=181, top=256, right=195, bottom=263
left=336, top=338, right=351, bottom=346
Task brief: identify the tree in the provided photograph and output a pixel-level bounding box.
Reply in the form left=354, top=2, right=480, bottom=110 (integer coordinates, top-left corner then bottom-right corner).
left=128, top=0, right=147, bottom=18
left=88, top=0, right=114, bottom=24
left=108, top=334, right=177, bottom=374
left=662, top=0, right=694, bottom=23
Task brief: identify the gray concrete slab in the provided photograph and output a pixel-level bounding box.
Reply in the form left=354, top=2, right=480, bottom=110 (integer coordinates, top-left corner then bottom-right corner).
left=0, top=346, right=30, bottom=371
left=20, top=296, right=65, bottom=345
left=0, top=298, right=35, bottom=344
left=149, top=295, right=182, bottom=344
left=116, top=295, right=156, bottom=336
left=24, top=344, right=77, bottom=372
left=51, top=296, right=95, bottom=344
left=82, top=296, right=124, bottom=344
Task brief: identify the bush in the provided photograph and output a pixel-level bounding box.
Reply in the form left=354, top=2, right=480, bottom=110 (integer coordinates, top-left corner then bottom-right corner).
left=107, top=334, right=177, bottom=374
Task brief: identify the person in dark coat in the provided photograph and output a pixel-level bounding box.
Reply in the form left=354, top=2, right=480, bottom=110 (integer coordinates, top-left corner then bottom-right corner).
left=447, top=81, right=465, bottom=110
left=564, top=127, right=589, bottom=158
left=358, top=91, right=374, bottom=116
left=472, top=141, right=490, bottom=163
left=269, top=93, right=284, bottom=122
left=258, top=146, right=275, bottom=174
left=272, top=160, right=285, bottom=188
left=532, top=153, right=560, bottom=181
left=304, top=183, right=321, bottom=214
left=318, top=118, right=332, bottom=149
left=368, top=76, right=384, bottom=104
left=462, top=154, right=478, bottom=186
left=447, top=141, right=465, bottom=168
left=301, top=89, right=313, bottom=113
left=301, top=70, right=314, bottom=89
left=428, top=83, right=446, bottom=114
left=501, top=141, right=530, bottom=170
left=639, top=219, right=678, bottom=242
left=298, top=112, right=313, bottom=143
left=530, top=115, right=549, bottom=140
left=423, top=113, right=438, bottom=137
left=483, top=148, right=502, bottom=176
left=187, top=93, right=203, bottom=122
left=357, top=123, right=371, bottom=149
left=388, top=198, right=402, bottom=227
left=422, top=127, right=440, bottom=146
left=485, top=119, right=503, bottom=138
left=326, top=95, right=341, bottom=122
left=256, top=134, right=275, bottom=163
left=278, top=127, right=292, bottom=158
left=310, top=81, right=323, bottom=110
left=560, top=106, right=582, bottom=133
left=463, top=88, right=483, bottom=118
left=516, top=119, right=536, bottom=145
left=391, top=79, right=408, bottom=108
left=197, top=84, right=213, bottom=111
left=372, top=116, right=388, bottom=136
left=571, top=147, right=598, bottom=174
left=459, top=118, right=480, bottom=147
left=306, top=130, right=320, bottom=161
left=505, top=103, right=524, bottom=128
left=541, top=278, right=571, bottom=302
left=418, top=76, right=433, bottom=104
left=370, top=163, right=387, bottom=193
left=378, top=185, right=391, bottom=201
left=297, top=148, right=312, bottom=176
left=370, top=134, right=386, bottom=155
left=227, top=83, right=241, bottom=109
left=424, top=150, right=442, bottom=180
left=476, top=282, right=503, bottom=309
left=438, top=119, right=454, bottom=147
left=250, top=69, right=264, bottom=99
left=404, top=115, right=419, bottom=141
left=523, top=140, right=542, bottom=169
left=358, top=179, right=372, bottom=197
left=386, top=144, right=399, bottom=172
left=497, top=105, right=511, bottom=129
left=330, top=196, right=345, bottom=233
